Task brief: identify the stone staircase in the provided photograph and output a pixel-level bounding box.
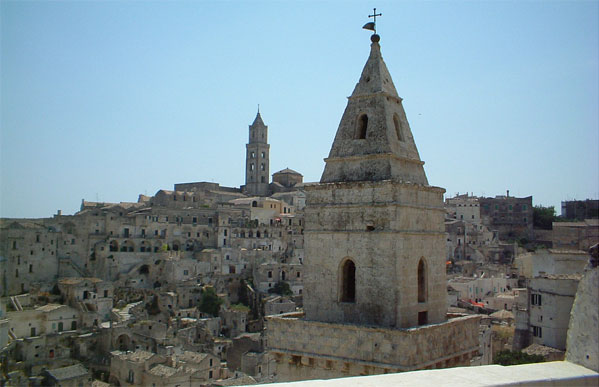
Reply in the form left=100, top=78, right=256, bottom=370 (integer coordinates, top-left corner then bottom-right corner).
left=78, top=302, right=90, bottom=313
left=8, top=329, right=17, bottom=340
left=59, top=257, right=91, bottom=278
left=10, top=296, right=23, bottom=311
left=112, top=300, right=143, bottom=323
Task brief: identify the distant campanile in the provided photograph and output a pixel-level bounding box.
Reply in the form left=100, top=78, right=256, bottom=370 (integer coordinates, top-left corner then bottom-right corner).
left=243, top=111, right=270, bottom=196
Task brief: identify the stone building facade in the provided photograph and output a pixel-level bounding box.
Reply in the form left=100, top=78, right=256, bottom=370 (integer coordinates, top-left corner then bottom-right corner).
left=552, top=219, right=599, bottom=251
left=561, top=199, right=599, bottom=220
left=266, top=32, right=480, bottom=382
left=479, top=193, right=533, bottom=240
left=446, top=194, right=481, bottom=223
left=513, top=274, right=581, bottom=351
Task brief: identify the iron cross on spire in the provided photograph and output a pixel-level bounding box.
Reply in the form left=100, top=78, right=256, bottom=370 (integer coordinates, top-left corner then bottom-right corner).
left=363, top=8, right=382, bottom=34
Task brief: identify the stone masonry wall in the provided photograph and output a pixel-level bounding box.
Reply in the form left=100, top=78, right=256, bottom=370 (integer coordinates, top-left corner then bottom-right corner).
left=304, top=180, right=447, bottom=328
left=267, top=314, right=480, bottom=379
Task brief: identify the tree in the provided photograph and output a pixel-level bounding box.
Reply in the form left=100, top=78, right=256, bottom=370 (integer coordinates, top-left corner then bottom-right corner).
left=198, top=287, right=223, bottom=317
left=494, top=350, right=545, bottom=366
left=268, top=281, right=293, bottom=296
left=533, top=205, right=555, bottom=230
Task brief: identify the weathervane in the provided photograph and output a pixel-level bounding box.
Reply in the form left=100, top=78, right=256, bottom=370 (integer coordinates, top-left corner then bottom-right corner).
left=363, top=8, right=382, bottom=34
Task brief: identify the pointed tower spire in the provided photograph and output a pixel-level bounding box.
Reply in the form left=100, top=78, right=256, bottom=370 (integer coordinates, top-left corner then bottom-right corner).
left=251, top=109, right=266, bottom=130
left=320, top=35, right=428, bottom=186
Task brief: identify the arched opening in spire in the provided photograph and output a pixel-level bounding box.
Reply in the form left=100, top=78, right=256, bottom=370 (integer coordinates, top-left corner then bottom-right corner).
left=393, top=113, right=404, bottom=142
left=418, top=258, right=427, bottom=303
left=340, top=258, right=356, bottom=303
left=355, top=114, right=368, bottom=139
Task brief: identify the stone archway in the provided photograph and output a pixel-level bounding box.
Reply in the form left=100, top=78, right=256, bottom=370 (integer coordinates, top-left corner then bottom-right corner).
left=116, top=333, right=132, bottom=351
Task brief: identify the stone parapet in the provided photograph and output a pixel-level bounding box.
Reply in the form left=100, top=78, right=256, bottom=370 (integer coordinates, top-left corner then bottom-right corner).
left=266, top=313, right=480, bottom=378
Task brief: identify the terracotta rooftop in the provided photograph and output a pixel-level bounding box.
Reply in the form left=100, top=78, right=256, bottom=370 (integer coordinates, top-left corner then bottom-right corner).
left=44, top=364, right=88, bottom=380
left=537, top=273, right=584, bottom=280
left=522, top=343, right=565, bottom=357
left=118, top=350, right=156, bottom=363
left=273, top=168, right=303, bottom=176
left=148, top=364, right=179, bottom=377
left=178, top=351, right=209, bottom=364
left=59, top=277, right=103, bottom=285
left=36, top=304, right=65, bottom=312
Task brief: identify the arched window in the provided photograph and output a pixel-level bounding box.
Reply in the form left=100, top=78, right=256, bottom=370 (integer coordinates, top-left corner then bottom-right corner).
left=109, top=240, right=119, bottom=252
left=418, top=258, right=427, bottom=303
left=355, top=114, right=368, bottom=139
left=340, top=259, right=356, bottom=302
left=393, top=113, right=404, bottom=141
left=252, top=201, right=258, bottom=207
left=185, top=240, right=194, bottom=252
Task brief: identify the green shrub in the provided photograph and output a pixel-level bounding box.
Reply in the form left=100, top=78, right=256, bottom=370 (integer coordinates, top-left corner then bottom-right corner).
left=494, top=350, right=545, bottom=366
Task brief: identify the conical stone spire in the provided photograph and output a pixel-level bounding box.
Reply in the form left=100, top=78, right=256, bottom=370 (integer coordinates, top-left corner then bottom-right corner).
left=320, top=35, right=428, bottom=185
left=251, top=111, right=266, bottom=129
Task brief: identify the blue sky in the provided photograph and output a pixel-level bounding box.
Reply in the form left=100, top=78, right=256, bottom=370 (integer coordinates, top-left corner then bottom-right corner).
left=1, top=1, right=598, bottom=218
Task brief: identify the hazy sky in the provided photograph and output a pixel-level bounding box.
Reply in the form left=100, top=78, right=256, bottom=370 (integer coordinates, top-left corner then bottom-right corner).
left=1, top=1, right=598, bottom=218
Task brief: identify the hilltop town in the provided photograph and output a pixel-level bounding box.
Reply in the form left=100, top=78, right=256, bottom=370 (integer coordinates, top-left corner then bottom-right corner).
left=1, top=27, right=598, bottom=387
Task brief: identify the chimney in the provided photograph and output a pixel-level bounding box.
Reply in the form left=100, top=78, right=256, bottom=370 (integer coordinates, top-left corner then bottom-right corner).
left=57, top=210, right=62, bottom=216
left=506, top=190, right=509, bottom=197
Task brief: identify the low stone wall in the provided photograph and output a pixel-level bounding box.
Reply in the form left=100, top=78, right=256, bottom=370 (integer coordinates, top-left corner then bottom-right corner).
left=266, top=313, right=480, bottom=380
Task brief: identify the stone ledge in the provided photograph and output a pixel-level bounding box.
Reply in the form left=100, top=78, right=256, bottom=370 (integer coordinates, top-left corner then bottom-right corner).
left=304, top=179, right=445, bottom=193
left=261, top=361, right=599, bottom=386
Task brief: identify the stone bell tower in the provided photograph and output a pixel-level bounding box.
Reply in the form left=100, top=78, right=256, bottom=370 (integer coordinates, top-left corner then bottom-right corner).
left=303, top=33, right=447, bottom=328
left=243, top=111, right=270, bottom=196
left=267, top=28, right=480, bottom=382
